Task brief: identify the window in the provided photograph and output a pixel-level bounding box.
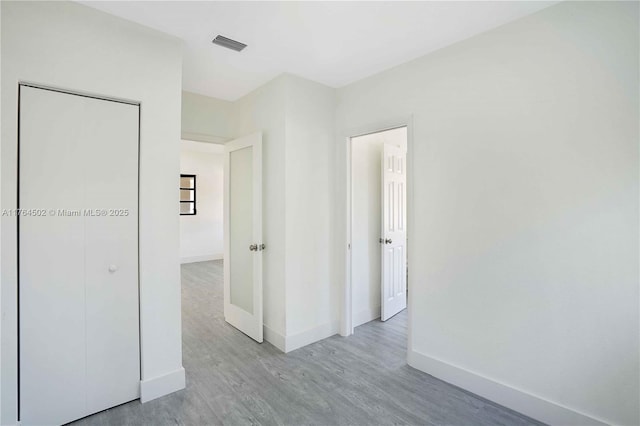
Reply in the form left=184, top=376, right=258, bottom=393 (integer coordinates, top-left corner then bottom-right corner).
left=180, top=174, right=196, bottom=215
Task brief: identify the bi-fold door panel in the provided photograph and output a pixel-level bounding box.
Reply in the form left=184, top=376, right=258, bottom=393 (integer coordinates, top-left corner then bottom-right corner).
left=19, top=88, right=87, bottom=425
left=82, top=97, right=140, bottom=415
left=19, top=86, right=140, bottom=425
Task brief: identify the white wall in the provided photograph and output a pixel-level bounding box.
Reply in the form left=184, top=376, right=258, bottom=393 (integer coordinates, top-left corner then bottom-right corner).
left=351, top=127, right=407, bottom=328
left=283, top=75, right=336, bottom=350
left=227, top=74, right=337, bottom=351
left=1, top=2, right=185, bottom=422
left=180, top=140, right=224, bottom=264
left=182, top=91, right=233, bottom=143
left=335, top=2, right=639, bottom=425
left=0, top=2, right=3, bottom=420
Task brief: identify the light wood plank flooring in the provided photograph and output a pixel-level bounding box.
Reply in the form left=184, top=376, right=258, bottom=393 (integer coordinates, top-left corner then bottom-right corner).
left=71, top=260, right=544, bottom=426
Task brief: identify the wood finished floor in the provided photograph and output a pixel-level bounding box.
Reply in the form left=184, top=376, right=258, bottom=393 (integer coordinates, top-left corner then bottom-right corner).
left=72, top=260, right=544, bottom=426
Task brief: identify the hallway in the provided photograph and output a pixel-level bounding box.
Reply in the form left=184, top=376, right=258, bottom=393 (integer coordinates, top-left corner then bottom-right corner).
left=72, top=260, right=542, bottom=425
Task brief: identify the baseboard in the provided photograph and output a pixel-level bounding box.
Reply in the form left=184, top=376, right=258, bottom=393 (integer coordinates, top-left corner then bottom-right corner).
left=285, top=321, right=340, bottom=353
left=353, top=305, right=380, bottom=328
left=407, top=350, right=608, bottom=426
left=180, top=253, right=223, bottom=264
left=140, top=367, right=186, bottom=403
left=263, top=324, right=286, bottom=352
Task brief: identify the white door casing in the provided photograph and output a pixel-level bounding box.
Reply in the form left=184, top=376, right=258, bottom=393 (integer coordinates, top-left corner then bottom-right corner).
left=19, top=85, right=140, bottom=425
left=381, top=143, right=407, bottom=321
left=224, top=132, right=263, bottom=342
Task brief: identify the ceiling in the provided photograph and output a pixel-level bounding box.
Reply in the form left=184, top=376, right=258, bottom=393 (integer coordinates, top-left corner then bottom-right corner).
left=83, top=1, right=556, bottom=101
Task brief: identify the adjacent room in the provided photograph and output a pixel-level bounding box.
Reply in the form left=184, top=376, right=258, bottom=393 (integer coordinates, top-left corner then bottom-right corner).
left=179, top=139, right=224, bottom=264
left=350, top=126, right=409, bottom=329
left=1, top=1, right=638, bottom=426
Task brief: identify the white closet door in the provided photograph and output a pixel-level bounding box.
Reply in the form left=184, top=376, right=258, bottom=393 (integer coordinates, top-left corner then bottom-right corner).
left=19, top=86, right=87, bottom=425
left=380, top=143, right=407, bottom=321
left=82, top=95, right=140, bottom=414
left=19, top=86, right=140, bottom=425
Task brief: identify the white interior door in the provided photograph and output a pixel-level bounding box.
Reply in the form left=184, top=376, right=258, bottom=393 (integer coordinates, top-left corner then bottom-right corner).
left=381, top=143, right=407, bottom=321
left=19, top=85, right=140, bottom=425
left=224, top=132, right=263, bottom=342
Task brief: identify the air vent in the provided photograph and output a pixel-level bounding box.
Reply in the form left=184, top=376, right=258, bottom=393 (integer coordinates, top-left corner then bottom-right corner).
left=212, top=35, right=247, bottom=52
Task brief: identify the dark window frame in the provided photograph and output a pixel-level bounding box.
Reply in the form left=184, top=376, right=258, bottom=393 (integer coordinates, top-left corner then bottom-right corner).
left=180, top=174, right=197, bottom=215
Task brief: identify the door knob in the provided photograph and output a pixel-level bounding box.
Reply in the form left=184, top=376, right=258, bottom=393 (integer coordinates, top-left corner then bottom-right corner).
left=385, top=239, right=392, bottom=244
left=108, top=264, right=118, bottom=273
left=259, top=244, right=266, bottom=251
left=249, top=244, right=258, bottom=251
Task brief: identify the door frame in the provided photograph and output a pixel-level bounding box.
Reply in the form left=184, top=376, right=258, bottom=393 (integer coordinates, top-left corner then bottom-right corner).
left=15, top=82, right=142, bottom=421
left=342, top=117, right=414, bottom=342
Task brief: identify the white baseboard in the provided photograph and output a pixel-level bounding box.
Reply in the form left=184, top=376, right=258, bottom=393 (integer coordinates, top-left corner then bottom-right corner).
left=180, top=253, right=223, bottom=264
left=263, top=324, right=286, bottom=352
left=285, top=321, right=339, bottom=353
left=353, top=305, right=380, bottom=328
left=140, top=367, right=186, bottom=403
left=407, top=350, right=608, bottom=426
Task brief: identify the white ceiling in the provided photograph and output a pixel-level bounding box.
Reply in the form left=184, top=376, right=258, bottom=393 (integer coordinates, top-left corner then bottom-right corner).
left=83, top=1, right=556, bottom=101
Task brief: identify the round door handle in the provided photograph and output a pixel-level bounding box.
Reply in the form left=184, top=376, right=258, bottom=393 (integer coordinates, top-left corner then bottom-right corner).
left=108, top=264, right=118, bottom=273
left=249, top=244, right=258, bottom=251
left=385, top=239, right=392, bottom=244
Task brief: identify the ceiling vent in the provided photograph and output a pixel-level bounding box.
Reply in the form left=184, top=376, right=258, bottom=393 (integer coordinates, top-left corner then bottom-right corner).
left=212, top=35, right=247, bottom=52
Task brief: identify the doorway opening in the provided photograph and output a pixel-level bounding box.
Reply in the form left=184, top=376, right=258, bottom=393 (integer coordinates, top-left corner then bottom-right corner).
left=178, top=133, right=264, bottom=346
left=346, top=125, right=409, bottom=335
left=179, top=139, right=225, bottom=265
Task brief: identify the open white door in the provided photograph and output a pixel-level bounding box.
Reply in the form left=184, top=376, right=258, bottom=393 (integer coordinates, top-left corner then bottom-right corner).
left=224, top=132, right=263, bottom=342
left=381, top=143, right=407, bottom=321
